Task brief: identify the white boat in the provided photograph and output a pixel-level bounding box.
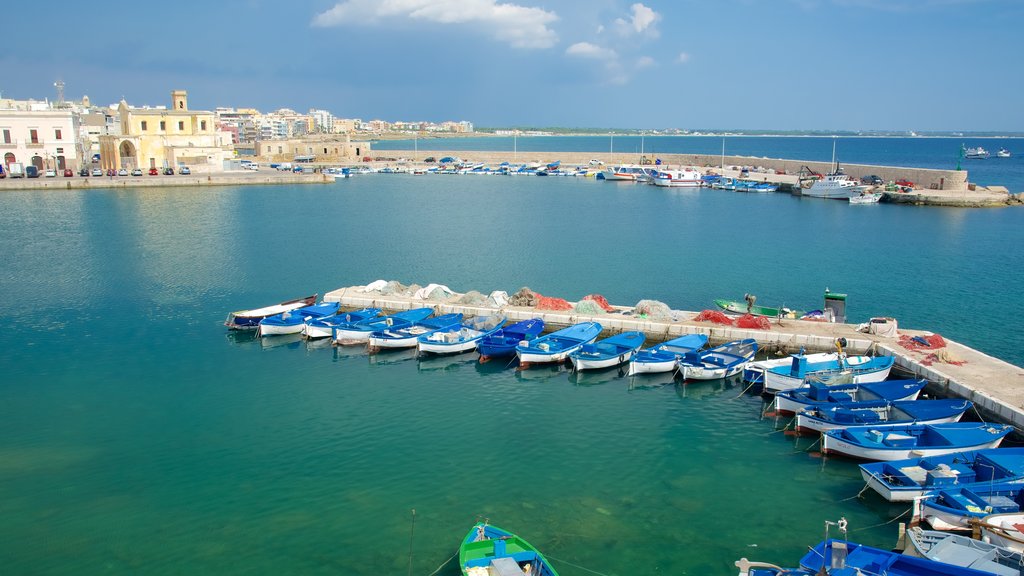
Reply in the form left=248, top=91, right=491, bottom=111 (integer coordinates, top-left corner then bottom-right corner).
left=599, top=164, right=648, bottom=181
left=628, top=334, right=709, bottom=375
left=904, top=526, right=1023, bottom=576
left=964, top=146, right=990, bottom=159
left=821, top=422, right=1012, bottom=461
left=763, top=354, right=894, bottom=394
left=368, top=313, right=463, bottom=350
left=568, top=331, right=646, bottom=371
left=996, top=148, right=1011, bottom=158
left=650, top=168, right=703, bottom=187
left=416, top=314, right=506, bottom=355
left=743, top=352, right=837, bottom=385
left=802, top=140, right=864, bottom=200
left=678, top=338, right=758, bottom=380
left=849, top=191, right=883, bottom=204
left=978, top=512, right=1024, bottom=552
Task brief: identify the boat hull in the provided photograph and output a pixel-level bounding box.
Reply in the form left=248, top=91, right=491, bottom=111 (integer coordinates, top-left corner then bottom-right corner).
left=627, top=358, right=677, bottom=375
left=257, top=322, right=305, bottom=336
left=796, top=410, right=964, bottom=435
left=763, top=359, right=892, bottom=393
left=419, top=338, right=481, bottom=354
left=824, top=427, right=1008, bottom=461
left=302, top=322, right=334, bottom=339
left=681, top=364, right=743, bottom=380
left=518, top=344, right=584, bottom=365
left=570, top=349, right=635, bottom=371
left=224, top=294, right=317, bottom=330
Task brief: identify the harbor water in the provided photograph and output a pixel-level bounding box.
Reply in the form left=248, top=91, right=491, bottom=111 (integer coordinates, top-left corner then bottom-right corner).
left=1, top=174, right=1022, bottom=575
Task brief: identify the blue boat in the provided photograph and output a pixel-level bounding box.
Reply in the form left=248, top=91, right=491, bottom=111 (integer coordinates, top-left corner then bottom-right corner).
left=918, top=481, right=1024, bottom=531
left=568, top=331, right=646, bottom=371
left=763, top=353, right=895, bottom=393
left=459, top=522, right=558, bottom=576
left=416, top=314, right=506, bottom=355
left=627, top=334, right=709, bottom=375
left=773, top=378, right=927, bottom=416
left=738, top=537, right=997, bottom=576
left=794, top=398, right=972, bottom=434
left=860, top=448, right=1024, bottom=502
left=678, top=338, right=758, bottom=380
left=822, top=422, right=1014, bottom=461
left=331, top=307, right=434, bottom=345
left=477, top=318, right=545, bottom=361
left=224, top=293, right=317, bottom=330
left=368, top=313, right=463, bottom=350
left=257, top=301, right=340, bottom=337
left=301, top=307, right=382, bottom=339
left=516, top=322, right=602, bottom=367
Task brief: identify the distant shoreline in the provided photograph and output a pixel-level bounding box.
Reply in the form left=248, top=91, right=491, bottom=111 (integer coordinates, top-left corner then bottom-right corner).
left=374, top=132, right=1024, bottom=141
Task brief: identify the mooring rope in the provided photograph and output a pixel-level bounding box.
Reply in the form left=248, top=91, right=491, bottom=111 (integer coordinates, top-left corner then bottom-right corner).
left=424, top=551, right=457, bottom=576
left=730, top=378, right=758, bottom=400
left=850, top=507, right=911, bottom=533
left=763, top=416, right=796, bottom=435
left=801, top=435, right=823, bottom=453
left=544, top=554, right=616, bottom=576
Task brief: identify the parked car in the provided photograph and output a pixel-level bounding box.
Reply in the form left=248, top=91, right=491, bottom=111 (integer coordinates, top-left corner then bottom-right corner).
left=91, top=168, right=103, bottom=177
left=129, top=168, right=141, bottom=176
left=895, top=178, right=915, bottom=188
left=148, top=167, right=158, bottom=176
left=179, top=166, right=191, bottom=175
left=292, top=165, right=303, bottom=173
left=45, top=168, right=57, bottom=178
left=118, top=168, right=129, bottom=176
left=0, top=166, right=6, bottom=178
left=422, top=157, right=435, bottom=163
left=106, top=169, right=116, bottom=177
left=861, top=175, right=883, bottom=185
left=79, top=167, right=90, bottom=177
left=63, top=168, right=74, bottom=177
left=26, top=166, right=40, bottom=178
left=163, top=167, right=174, bottom=175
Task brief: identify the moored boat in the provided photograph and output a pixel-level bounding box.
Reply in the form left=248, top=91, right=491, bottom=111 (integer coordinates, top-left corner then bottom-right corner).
left=224, top=294, right=317, bottom=330
left=257, top=301, right=340, bottom=337
left=849, top=191, right=883, bottom=204
left=794, top=398, right=971, bottom=435
left=763, top=354, right=894, bottom=394
left=417, top=314, right=506, bottom=355
left=802, top=170, right=865, bottom=199
left=368, top=313, right=463, bottom=350
left=977, top=511, right=1024, bottom=552
left=516, top=322, right=602, bottom=367
left=917, top=482, right=1024, bottom=531
left=822, top=422, right=1013, bottom=461
left=599, top=164, right=647, bottom=181
left=649, top=167, right=702, bottom=187
left=459, top=522, right=559, bottom=576
left=568, top=331, right=646, bottom=371
left=743, top=352, right=836, bottom=385
left=772, top=378, right=927, bottom=416
left=714, top=298, right=806, bottom=318
left=301, top=307, right=381, bottom=339
left=859, top=448, right=1024, bottom=502
left=904, top=526, right=1023, bottom=575
left=627, top=333, right=709, bottom=375
left=331, top=307, right=434, bottom=345
left=678, top=338, right=758, bottom=380
left=477, top=318, right=545, bottom=361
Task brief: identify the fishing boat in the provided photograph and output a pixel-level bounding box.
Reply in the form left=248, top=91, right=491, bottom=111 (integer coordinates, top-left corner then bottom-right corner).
left=459, top=522, right=559, bottom=576
left=257, top=301, right=340, bottom=337
left=416, top=314, right=506, bottom=355
left=794, top=398, right=971, bottom=434
left=849, top=191, right=883, bottom=204
left=224, top=294, right=317, bottom=330
left=996, top=148, right=1011, bottom=158
left=821, top=422, right=1013, bottom=461
left=516, top=322, right=602, bottom=367
left=368, top=313, right=463, bottom=350
left=803, top=170, right=865, bottom=199
left=568, top=331, right=646, bottom=371
left=598, top=164, right=648, bottom=181
left=477, top=318, right=545, bottom=361
left=301, top=307, right=381, bottom=339
left=678, top=338, right=758, bottom=380
left=627, top=334, right=709, bottom=375
left=763, top=354, right=894, bottom=394
left=737, top=537, right=998, bottom=576
left=331, top=307, right=434, bottom=345
left=714, top=298, right=806, bottom=318
left=976, top=511, right=1024, bottom=553
left=743, top=352, right=836, bottom=385
left=649, top=167, right=703, bottom=187
left=904, top=526, right=1023, bottom=576
left=859, top=448, right=1024, bottom=502
left=964, top=146, right=990, bottom=159
left=772, top=378, right=927, bottom=416
left=917, top=482, right=1024, bottom=531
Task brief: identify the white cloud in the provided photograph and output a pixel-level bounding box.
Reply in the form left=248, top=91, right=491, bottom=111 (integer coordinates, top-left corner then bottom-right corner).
left=677, top=52, right=691, bottom=64
left=566, top=42, right=617, bottom=59
left=312, top=0, right=559, bottom=49
left=636, top=56, right=656, bottom=68
left=613, top=3, right=661, bottom=38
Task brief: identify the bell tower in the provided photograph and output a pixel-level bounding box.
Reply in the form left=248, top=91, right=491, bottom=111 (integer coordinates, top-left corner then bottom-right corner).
left=171, top=90, right=188, bottom=111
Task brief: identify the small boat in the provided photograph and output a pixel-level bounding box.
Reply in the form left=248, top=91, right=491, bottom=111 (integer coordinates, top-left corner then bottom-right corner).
left=368, top=313, right=463, bottom=350
left=649, top=167, right=703, bottom=187
left=904, top=526, right=1023, bottom=576
left=772, top=378, right=927, bottom=416
left=477, top=318, right=545, bottom=361
left=459, top=522, right=559, bottom=576
left=964, top=146, right=990, bottom=159
left=849, top=191, right=883, bottom=204
left=301, top=307, right=381, bottom=339
left=678, top=338, right=758, bottom=380
left=224, top=294, right=317, bottom=330
left=996, top=148, right=1011, bottom=158
left=821, top=422, right=1013, bottom=461
left=737, top=537, right=999, bottom=576
left=627, top=333, right=709, bottom=375
left=714, top=299, right=806, bottom=318
left=763, top=354, right=894, bottom=394
left=516, top=322, right=602, bottom=367
left=743, top=352, right=837, bottom=385
left=977, top=511, right=1024, bottom=553
left=257, top=301, right=340, bottom=337
left=568, top=331, right=646, bottom=371
left=803, top=170, right=865, bottom=200
left=917, top=482, right=1024, bottom=531
left=859, top=448, right=1024, bottom=502
left=598, top=164, right=647, bottom=181
left=417, top=314, right=506, bottom=355
left=331, top=307, right=434, bottom=345
left=794, top=398, right=971, bottom=435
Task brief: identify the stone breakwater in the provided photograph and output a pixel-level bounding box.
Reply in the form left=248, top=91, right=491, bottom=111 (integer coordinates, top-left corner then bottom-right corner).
left=0, top=171, right=331, bottom=191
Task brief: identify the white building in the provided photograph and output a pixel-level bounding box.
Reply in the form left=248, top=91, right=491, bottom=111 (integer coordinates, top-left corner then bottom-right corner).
left=0, top=103, right=81, bottom=171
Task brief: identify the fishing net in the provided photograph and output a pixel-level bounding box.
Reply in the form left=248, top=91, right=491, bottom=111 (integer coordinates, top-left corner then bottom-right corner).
left=405, top=283, right=422, bottom=297
left=922, top=348, right=967, bottom=367
left=536, top=295, right=572, bottom=311
left=572, top=299, right=606, bottom=315
left=509, top=287, right=538, bottom=307
left=581, top=294, right=615, bottom=312
left=632, top=300, right=674, bottom=321
left=899, top=334, right=947, bottom=350
left=380, top=280, right=409, bottom=296
left=694, top=310, right=734, bottom=325
left=736, top=314, right=771, bottom=330
left=455, top=290, right=488, bottom=305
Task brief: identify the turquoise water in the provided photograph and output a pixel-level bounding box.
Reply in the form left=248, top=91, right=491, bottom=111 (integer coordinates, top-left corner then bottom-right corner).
left=1, top=176, right=1021, bottom=575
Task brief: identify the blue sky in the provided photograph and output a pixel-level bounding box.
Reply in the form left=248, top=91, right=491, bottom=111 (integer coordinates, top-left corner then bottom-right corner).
left=3, top=0, right=1020, bottom=131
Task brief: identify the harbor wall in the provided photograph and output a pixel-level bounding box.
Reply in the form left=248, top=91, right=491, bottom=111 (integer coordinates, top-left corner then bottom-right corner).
left=0, top=172, right=331, bottom=190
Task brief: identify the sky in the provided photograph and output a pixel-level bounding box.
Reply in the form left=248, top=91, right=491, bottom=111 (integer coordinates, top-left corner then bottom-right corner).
left=2, top=0, right=1021, bottom=131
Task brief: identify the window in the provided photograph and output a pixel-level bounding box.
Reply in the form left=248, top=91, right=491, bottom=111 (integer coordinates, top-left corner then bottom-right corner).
left=178, top=121, right=184, bottom=131
left=56, top=147, right=64, bottom=154
left=29, top=129, right=38, bottom=144
left=160, top=121, right=166, bottom=131
left=323, top=148, right=328, bottom=154
left=54, top=129, right=62, bottom=140
left=2, top=129, right=9, bottom=144
left=141, top=121, right=148, bottom=131
left=200, top=120, right=207, bottom=131
left=277, top=146, right=282, bottom=154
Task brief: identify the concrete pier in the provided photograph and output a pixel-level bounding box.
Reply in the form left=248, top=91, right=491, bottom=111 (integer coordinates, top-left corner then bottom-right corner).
left=324, top=283, right=1024, bottom=427
left=0, top=170, right=331, bottom=191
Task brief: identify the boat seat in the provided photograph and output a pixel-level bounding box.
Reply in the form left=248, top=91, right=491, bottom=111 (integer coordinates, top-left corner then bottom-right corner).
left=489, top=557, right=526, bottom=576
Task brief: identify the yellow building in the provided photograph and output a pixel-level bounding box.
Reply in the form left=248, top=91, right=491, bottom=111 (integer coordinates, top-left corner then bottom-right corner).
left=255, top=134, right=371, bottom=163
left=98, top=90, right=231, bottom=172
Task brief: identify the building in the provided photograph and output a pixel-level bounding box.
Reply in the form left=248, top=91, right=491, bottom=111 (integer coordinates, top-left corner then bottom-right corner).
left=97, top=90, right=232, bottom=172
left=255, top=134, right=371, bottom=163
left=0, top=102, right=81, bottom=171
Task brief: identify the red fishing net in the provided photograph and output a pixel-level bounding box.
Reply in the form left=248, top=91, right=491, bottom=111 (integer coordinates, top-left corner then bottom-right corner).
left=736, top=314, right=771, bottom=330
left=581, top=294, right=615, bottom=312
left=899, top=334, right=947, bottom=350
left=694, top=310, right=734, bottom=325
left=535, top=295, right=573, bottom=311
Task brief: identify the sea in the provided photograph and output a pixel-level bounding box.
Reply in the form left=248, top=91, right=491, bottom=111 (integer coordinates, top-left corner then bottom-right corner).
left=1, top=140, right=1023, bottom=575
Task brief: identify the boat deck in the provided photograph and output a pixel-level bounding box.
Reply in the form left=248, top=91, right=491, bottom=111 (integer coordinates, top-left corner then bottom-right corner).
left=324, top=284, right=1024, bottom=428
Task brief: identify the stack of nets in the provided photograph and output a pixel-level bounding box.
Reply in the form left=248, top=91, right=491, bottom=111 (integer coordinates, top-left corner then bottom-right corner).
left=581, top=294, right=615, bottom=312
left=509, top=287, right=539, bottom=307
left=536, top=295, right=572, bottom=311
left=694, top=310, right=734, bottom=325
left=572, top=299, right=606, bottom=315
left=454, top=290, right=488, bottom=305
left=735, top=314, right=771, bottom=330
left=923, top=348, right=966, bottom=367
left=380, top=280, right=410, bottom=296
left=632, top=300, right=675, bottom=321
left=899, top=334, right=947, bottom=351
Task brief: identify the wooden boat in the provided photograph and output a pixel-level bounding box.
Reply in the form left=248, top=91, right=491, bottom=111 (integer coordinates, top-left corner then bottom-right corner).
left=904, top=526, right=1023, bottom=576
left=772, top=378, right=927, bottom=416
left=301, top=307, right=381, bottom=339
left=794, top=398, right=971, bottom=434
left=763, top=354, right=894, bottom=394
left=714, top=298, right=805, bottom=318
left=859, top=448, right=1024, bottom=502
left=417, top=314, right=506, bottom=355
left=849, top=191, right=883, bottom=204
left=224, top=294, right=317, bottom=330
left=822, top=422, right=1013, bottom=461
left=477, top=318, right=545, bottom=361
left=627, top=333, right=708, bottom=375
left=368, top=313, right=463, bottom=350
left=459, top=522, right=558, bottom=576
left=743, top=352, right=836, bottom=385
left=917, top=482, right=1024, bottom=531
left=257, top=301, right=340, bottom=337
left=516, top=322, right=602, bottom=367
left=976, top=511, right=1024, bottom=553
left=331, top=307, right=433, bottom=345
left=678, top=338, right=757, bottom=380
left=738, top=537, right=999, bottom=576
left=568, top=331, right=646, bottom=371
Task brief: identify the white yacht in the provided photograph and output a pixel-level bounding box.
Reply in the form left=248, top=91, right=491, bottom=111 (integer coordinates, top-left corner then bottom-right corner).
left=803, top=140, right=863, bottom=200
left=997, top=148, right=1011, bottom=158
left=964, top=146, right=990, bottom=159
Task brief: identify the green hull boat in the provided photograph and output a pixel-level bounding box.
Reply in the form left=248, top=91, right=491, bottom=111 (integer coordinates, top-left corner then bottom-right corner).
left=714, top=299, right=806, bottom=319
left=460, top=522, right=559, bottom=576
